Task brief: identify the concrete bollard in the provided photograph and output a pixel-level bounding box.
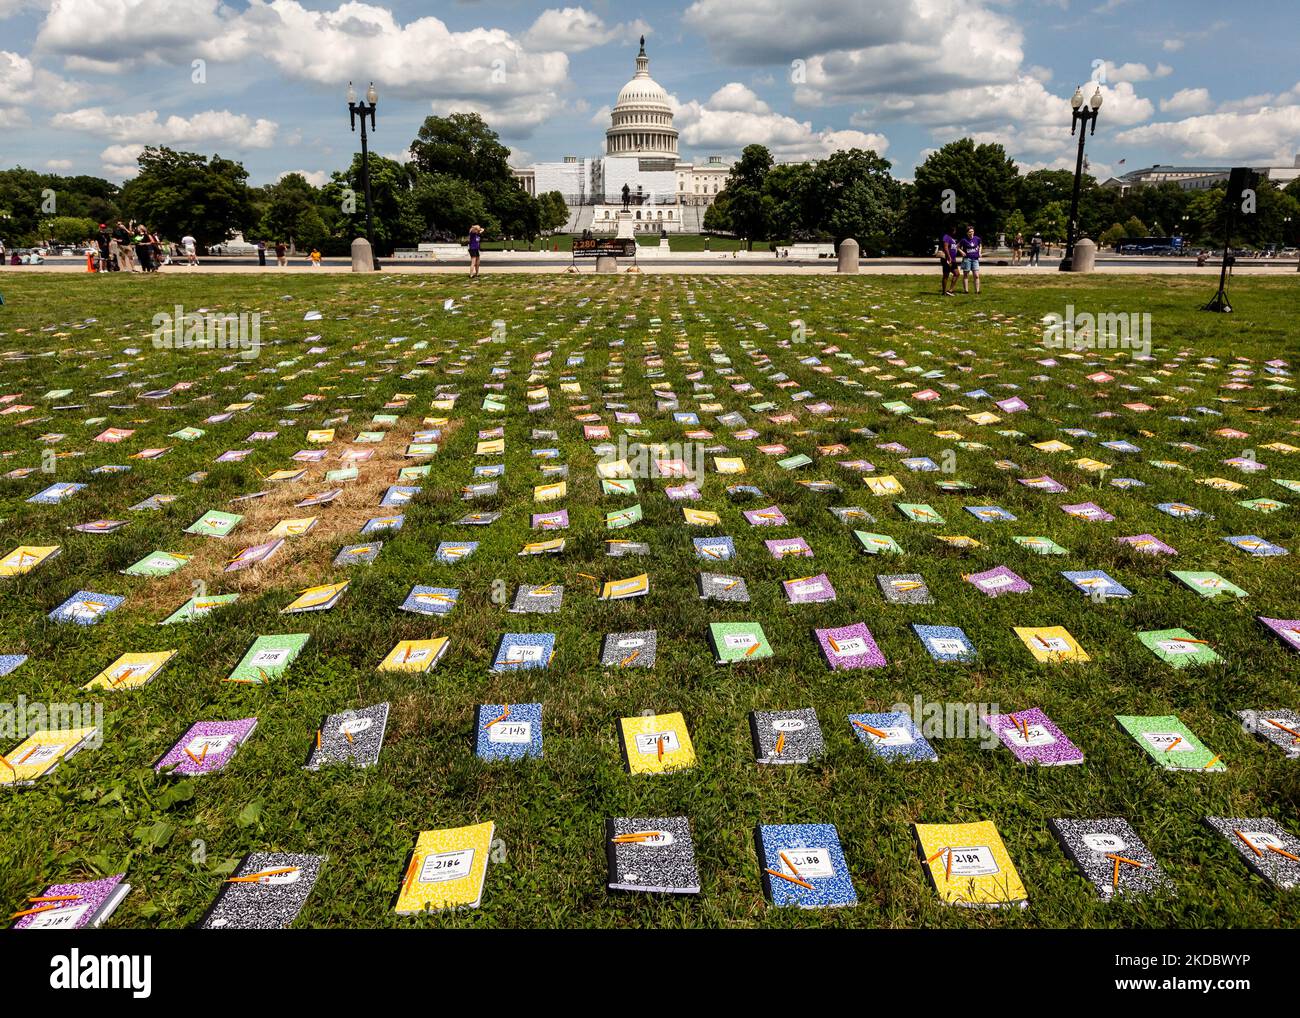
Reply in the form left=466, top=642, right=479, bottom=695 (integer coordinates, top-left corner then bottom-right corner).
left=350, top=237, right=375, bottom=272
left=837, top=237, right=860, bottom=274
left=1070, top=237, right=1097, bottom=273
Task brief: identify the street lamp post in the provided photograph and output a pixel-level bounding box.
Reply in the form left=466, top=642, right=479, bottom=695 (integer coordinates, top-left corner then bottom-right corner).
left=1060, top=85, right=1103, bottom=271
left=347, top=80, right=380, bottom=270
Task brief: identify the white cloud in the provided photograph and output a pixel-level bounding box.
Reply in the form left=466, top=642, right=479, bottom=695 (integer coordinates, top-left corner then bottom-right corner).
left=522, top=7, right=647, bottom=53
left=1096, top=61, right=1172, bottom=84
left=683, top=0, right=931, bottom=64
left=279, top=169, right=328, bottom=187
left=1161, top=39, right=1184, bottom=53
left=99, top=141, right=143, bottom=177
left=793, top=1, right=1024, bottom=101
left=1116, top=105, right=1300, bottom=164
left=45, top=157, right=71, bottom=169
left=675, top=83, right=888, bottom=160
left=33, top=0, right=573, bottom=138
left=1160, top=87, right=1211, bottom=115
left=53, top=106, right=279, bottom=149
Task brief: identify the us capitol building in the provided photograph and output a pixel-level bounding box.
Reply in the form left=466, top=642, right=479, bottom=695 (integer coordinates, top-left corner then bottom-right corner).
left=511, top=38, right=731, bottom=233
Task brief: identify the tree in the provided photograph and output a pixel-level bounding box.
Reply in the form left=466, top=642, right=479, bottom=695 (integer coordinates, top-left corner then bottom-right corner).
left=720, top=144, right=774, bottom=249
left=410, top=173, right=492, bottom=241
left=256, top=173, right=321, bottom=251
left=537, top=191, right=570, bottom=234
left=120, top=147, right=253, bottom=248
left=42, top=216, right=98, bottom=245
left=1099, top=222, right=1127, bottom=249
left=1032, top=201, right=1068, bottom=241
left=1003, top=209, right=1028, bottom=239
left=321, top=153, right=422, bottom=254
left=813, top=148, right=899, bottom=250
left=905, top=139, right=1020, bottom=254
left=409, top=113, right=514, bottom=188
left=1122, top=215, right=1149, bottom=238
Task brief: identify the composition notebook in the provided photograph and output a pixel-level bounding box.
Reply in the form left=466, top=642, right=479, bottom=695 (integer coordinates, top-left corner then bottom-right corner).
left=1116, top=714, right=1225, bottom=771
left=606, top=817, right=701, bottom=894
left=154, top=718, right=258, bottom=776
left=1205, top=816, right=1300, bottom=889
left=200, top=853, right=326, bottom=929
left=305, top=702, right=389, bottom=770
left=11, top=874, right=130, bottom=929
left=396, top=822, right=495, bottom=913
left=1050, top=818, right=1172, bottom=900
left=914, top=820, right=1028, bottom=908
left=750, top=708, right=824, bottom=764
left=618, top=712, right=696, bottom=774
left=756, top=823, right=857, bottom=908
left=1, top=727, right=99, bottom=787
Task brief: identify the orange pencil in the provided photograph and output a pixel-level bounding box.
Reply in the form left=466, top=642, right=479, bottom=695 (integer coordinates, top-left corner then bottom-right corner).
left=765, top=867, right=813, bottom=890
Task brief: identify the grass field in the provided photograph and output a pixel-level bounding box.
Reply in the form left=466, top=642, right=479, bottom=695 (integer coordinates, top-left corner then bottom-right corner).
left=0, top=270, right=1297, bottom=928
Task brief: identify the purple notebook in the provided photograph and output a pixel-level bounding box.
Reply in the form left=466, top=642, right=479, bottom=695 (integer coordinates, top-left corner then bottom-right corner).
left=816, top=623, right=887, bottom=669
left=984, top=708, right=1083, bottom=765
left=1117, top=533, right=1176, bottom=555
left=531, top=510, right=569, bottom=530
left=965, top=565, right=1031, bottom=596
left=155, top=718, right=259, bottom=775
left=1258, top=616, right=1300, bottom=654
left=13, top=874, right=129, bottom=929
left=745, top=505, right=788, bottom=526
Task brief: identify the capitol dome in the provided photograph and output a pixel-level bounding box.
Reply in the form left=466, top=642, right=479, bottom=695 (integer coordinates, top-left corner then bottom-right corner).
left=606, top=37, right=678, bottom=158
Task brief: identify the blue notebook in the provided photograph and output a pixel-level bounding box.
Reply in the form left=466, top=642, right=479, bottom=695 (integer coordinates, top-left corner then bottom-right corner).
left=475, top=703, right=543, bottom=760
left=491, top=633, right=556, bottom=672
left=401, top=585, right=459, bottom=616
left=848, top=711, right=938, bottom=762
left=756, top=824, right=857, bottom=908
left=911, top=623, right=977, bottom=662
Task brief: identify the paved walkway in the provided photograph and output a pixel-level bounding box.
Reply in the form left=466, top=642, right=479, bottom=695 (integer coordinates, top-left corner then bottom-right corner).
left=9, top=255, right=1299, bottom=276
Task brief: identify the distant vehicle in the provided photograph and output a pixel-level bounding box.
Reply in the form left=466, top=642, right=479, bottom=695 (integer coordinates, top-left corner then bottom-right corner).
left=1117, top=236, right=1185, bottom=255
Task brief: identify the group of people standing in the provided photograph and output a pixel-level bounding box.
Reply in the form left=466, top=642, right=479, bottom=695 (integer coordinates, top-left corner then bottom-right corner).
left=939, top=225, right=1052, bottom=294
left=93, top=222, right=171, bottom=273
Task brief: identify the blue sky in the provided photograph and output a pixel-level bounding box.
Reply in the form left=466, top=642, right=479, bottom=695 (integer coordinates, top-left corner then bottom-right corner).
left=1, top=0, right=1297, bottom=185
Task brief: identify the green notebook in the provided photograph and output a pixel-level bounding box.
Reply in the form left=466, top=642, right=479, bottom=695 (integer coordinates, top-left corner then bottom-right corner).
left=1116, top=714, right=1225, bottom=771
left=709, top=622, right=772, bottom=664
left=227, top=633, right=310, bottom=683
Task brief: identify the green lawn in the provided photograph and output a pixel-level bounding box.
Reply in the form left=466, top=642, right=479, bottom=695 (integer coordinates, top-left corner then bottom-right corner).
left=0, top=271, right=1297, bottom=928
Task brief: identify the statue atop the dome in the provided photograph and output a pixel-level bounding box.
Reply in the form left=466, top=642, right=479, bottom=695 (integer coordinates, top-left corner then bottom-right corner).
left=639, top=35, right=646, bottom=55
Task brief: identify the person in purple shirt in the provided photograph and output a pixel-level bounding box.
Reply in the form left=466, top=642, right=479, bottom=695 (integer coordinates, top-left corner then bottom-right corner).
left=939, top=229, right=960, bottom=296
left=960, top=225, right=982, bottom=294
left=468, top=224, right=483, bottom=279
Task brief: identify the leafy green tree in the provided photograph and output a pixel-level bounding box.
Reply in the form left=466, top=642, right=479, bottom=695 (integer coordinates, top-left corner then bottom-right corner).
left=1032, top=201, right=1068, bottom=241
left=905, top=139, right=1020, bottom=253
left=721, top=144, right=774, bottom=249
left=42, top=216, right=99, bottom=245
left=1003, top=209, right=1028, bottom=239
left=322, top=153, right=422, bottom=254
left=120, top=147, right=254, bottom=247
left=813, top=148, right=899, bottom=250
left=256, top=173, right=321, bottom=250
left=410, top=173, right=493, bottom=240
left=537, top=191, right=570, bottom=234
left=1099, top=222, right=1127, bottom=248
left=1122, top=215, right=1149, bottom=238
left=409, top=113, right=513, bottom=188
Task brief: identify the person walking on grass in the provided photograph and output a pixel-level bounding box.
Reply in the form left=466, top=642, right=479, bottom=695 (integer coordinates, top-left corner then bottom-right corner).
left=960, top=225, right=982, bottom=294
left=939, top=227, right=960, bottom=296
left=468, top=224, right=483, bottom=279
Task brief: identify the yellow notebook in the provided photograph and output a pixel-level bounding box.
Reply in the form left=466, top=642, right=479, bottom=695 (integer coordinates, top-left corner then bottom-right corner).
left=281, top=581, right=348, bottom=613
left=1015, top=625, right=1090, bottom=662
left=378, top=638, right=449, bottom=672
left=533, top=481, right=566, bottom=502
left=396, top=822, right=495, bottom=913
left=619, top=712, right=696, bottom=775
left=270, top=516, right=319, bottom=537
left=600, top=574, right=649, bottom=600
left=1, top=727, right=99, bottom=786
left=915, top=820, right=1028, bottom=908
left=682, top=508, right=720, bottom=526
left=866, top=475, right=904, bottom=496
left=0, top=545, right=60, bottom=577
left=83, top=650, right=176, bottom=690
